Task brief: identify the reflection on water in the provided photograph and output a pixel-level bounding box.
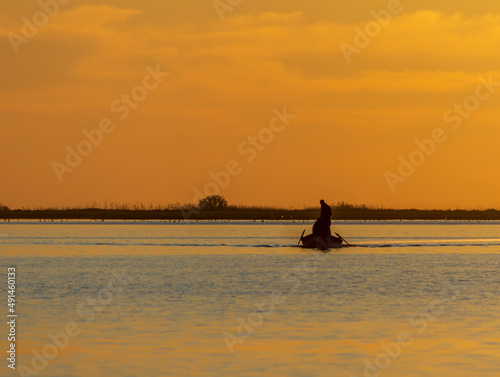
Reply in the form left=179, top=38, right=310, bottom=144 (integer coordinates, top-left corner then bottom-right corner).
left=0, top=222, right=499, bottom=376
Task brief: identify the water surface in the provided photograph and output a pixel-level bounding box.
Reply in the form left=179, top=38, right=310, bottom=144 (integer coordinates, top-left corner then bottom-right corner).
left=1, top=221, right=499, bottom=376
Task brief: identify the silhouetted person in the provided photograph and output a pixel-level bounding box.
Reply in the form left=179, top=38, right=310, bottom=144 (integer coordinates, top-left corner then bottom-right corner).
left=313, top=200, right=332, bottom=239
left=320, top=199, right=332, bottom=221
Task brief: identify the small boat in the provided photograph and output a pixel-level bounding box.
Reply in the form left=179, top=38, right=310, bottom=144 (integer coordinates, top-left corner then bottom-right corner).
left=298, top=230, right=349, bottom=250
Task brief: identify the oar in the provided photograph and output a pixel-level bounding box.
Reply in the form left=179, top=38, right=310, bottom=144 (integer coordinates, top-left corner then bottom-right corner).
left=297, top=229, right=306, bottom=246
left=335, top=232, right=352, bottom=247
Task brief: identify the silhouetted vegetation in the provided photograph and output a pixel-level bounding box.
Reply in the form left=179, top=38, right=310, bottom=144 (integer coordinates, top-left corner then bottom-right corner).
left=198, top=195, right=228, bottom=210
left=0, top=200, right=499, bottom=221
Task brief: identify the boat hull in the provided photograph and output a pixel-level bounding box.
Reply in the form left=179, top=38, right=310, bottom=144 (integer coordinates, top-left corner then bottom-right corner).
left=300, top=233, right=344, bottom=249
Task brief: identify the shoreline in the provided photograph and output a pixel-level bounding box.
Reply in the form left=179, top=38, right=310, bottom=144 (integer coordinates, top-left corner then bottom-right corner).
left=1, top=219, right=499, bottom=226
left=1, top=208, right=500, bottom=221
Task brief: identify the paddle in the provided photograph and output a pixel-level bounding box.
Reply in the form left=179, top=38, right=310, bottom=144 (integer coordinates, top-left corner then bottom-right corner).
left=297, top=229, right=306, bottom=246
left=335, top=232, right=352, bottom=247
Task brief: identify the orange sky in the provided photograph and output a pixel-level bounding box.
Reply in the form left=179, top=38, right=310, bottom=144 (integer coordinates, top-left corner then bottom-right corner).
left=1, top=0, right=500, bottom=209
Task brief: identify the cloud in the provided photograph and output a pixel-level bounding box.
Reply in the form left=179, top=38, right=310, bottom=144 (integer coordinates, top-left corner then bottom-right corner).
left=2, top=4, right=500, bottom=207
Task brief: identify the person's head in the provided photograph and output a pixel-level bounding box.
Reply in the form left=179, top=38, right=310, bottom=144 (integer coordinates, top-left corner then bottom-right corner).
left=320, top=199, right=325, bottom=205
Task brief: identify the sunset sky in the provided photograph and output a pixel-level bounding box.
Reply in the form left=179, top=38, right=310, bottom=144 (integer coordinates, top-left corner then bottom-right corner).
left=2, top=0, right=500, bottom=209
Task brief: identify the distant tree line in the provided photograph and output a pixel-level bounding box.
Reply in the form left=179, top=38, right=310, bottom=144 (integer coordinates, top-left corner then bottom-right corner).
left=1, top=197, right=500, bottom=221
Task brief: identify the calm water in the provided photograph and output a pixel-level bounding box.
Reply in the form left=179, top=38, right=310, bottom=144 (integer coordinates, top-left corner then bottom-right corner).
left=0, top=221, right=499, bottom=377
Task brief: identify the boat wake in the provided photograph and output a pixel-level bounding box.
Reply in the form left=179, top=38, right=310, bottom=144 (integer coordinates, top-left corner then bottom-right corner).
left=354, top=241, right=500, bottom=249
left=3, top=237, right=500, bottom=250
